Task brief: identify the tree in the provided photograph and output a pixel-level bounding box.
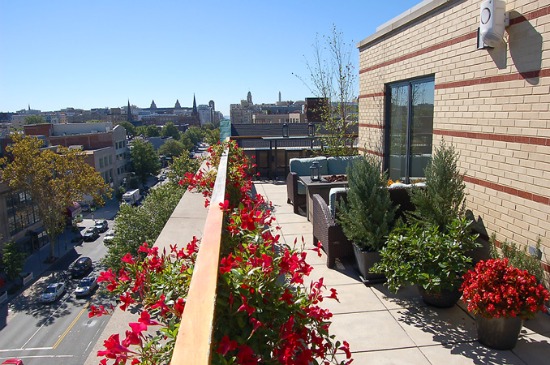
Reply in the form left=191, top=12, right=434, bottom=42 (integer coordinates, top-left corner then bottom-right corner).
left=130, top=139, right=160, bottom=183
left=103, top=183, right=185, bottom=270
left=161, top=122, right=180, bottom=140
left=145, top=125, right=160, bottom=137
left=203, top=128, right=220, bottom=146
left=118, top=121, right=136, bottom=137
left=158, top=139, right=185, bottom=158
left=178, top=134, right=194, bottom=152
left=0, top=135, right=111, bottom=259
left=184, top=126, right=204, bottom=146
left=296, top=25, right=358, bottom=156
left=24, top=115, right=46, bottom=125
left=1, top=241, right=26, bottom=281
left=168, top=153, right=200, bottom=184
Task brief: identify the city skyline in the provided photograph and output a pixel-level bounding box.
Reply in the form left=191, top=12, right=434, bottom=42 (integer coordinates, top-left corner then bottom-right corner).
left=0, top=0, right=423, bottom=116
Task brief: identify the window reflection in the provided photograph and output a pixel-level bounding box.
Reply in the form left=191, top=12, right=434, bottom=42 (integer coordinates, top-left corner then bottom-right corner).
left=386, top=77, right=434, bottom=183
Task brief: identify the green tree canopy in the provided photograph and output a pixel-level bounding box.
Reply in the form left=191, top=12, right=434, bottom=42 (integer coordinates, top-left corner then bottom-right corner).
left=158, top=139, right=185, bottom=157
left=118, top=121, right=136, bottom=137
left=0, top=135, right=111, bottom=258
left=103, top=183, right=185, bottom=270
left=203, top=128, right=220, bottom=146
left=130, top=139, right=161, bottom=183
left=168, top=153, right=200, bottom=184
left=161, top=122, right=180, bottom=140
left=184, top=126, right=204, bottom=146
left=178, top=134, right=194, bottom=152
left=145, top=125, right=160, bottom=137
left=1, top=241, right=26, bottom=280
left=24, top=115, right=47, bottom=125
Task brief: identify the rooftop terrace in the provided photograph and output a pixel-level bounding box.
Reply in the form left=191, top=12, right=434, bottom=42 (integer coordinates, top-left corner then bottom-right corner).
left=86, top=179, right=550, bottom=364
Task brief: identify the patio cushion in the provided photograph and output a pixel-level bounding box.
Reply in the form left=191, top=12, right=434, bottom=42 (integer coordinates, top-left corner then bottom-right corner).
left=289, top=156, right=328, bottom=177
left=328, top=187, right=348, bottom=218
left=327, top=155, right=361, bottom=175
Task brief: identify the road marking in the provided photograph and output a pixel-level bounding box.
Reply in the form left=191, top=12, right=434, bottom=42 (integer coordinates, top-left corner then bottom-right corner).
left=0, top=347, right=53, bottom=352
left=53, top=304, right=89, bottom=349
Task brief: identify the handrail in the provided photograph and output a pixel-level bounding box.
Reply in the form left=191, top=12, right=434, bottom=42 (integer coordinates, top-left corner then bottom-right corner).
left=171, top=146, right=229, bottom=364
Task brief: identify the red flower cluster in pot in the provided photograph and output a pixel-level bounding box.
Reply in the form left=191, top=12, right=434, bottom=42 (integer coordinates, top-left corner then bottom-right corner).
left=460, top=258, right=549, bottom=319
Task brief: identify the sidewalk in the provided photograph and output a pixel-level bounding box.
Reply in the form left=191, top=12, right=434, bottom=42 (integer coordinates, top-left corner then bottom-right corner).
left=254, top=181, right=550, bottom=365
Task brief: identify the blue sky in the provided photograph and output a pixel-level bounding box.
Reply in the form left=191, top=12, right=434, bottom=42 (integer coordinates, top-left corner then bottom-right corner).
left=0, top=1, right=422, bottom=117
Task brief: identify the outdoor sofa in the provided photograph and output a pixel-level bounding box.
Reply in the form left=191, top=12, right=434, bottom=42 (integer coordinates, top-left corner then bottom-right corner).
left=286, top=155, right=359, bottom=214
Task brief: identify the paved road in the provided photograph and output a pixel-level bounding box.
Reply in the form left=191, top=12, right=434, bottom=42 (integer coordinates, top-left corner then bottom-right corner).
left=0, top=219, right=116, bottom=365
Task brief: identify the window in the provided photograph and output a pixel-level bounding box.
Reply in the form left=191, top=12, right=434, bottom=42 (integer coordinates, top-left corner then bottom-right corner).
left=7, top=191, right=40, bottom=236
left=385, top=76, right=434, bottom=183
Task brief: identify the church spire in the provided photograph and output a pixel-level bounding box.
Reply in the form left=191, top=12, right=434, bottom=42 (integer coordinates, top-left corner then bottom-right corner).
left=127, top=99, right=134, bottom=123
left=192, top=94, right=198, bottom=116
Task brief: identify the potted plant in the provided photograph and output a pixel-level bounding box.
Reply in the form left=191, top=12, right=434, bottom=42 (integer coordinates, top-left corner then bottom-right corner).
left=461, top=258, right=549, bottom=350
left=407, top=139, right=465, bottom=232
left=337, top=154, right=396, bottom=283
left=372, top=216, right=479, bottom=307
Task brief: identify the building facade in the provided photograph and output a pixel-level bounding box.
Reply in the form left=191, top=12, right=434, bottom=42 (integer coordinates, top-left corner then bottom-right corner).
left=24, top=122, right=130, bottom=188
left=357, top=0, right=550, bottom=269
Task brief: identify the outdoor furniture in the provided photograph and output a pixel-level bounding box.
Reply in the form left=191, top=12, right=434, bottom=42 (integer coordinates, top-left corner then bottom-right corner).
left=312, top=190, right=353, bottom=268
left=286, top=155, right=359, bottom=214
left=312, top=184, right=422, bottom=269
left=387, top=182, right=425, bottom=222
left=299, top=176, right=348, bottom=221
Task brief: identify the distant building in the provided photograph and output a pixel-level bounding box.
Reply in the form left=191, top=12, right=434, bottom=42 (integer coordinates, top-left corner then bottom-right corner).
left=132, top=97, right=201, bottom=127
left=24, top=122, right=130, bottom=189
left=230, top=91, right=305, bottom=125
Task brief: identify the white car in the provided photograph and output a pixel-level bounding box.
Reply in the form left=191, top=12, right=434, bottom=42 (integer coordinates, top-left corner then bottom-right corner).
left=74, top=275, right=98, bottom=297
left=103, top=230, right=115, bottom=245
left=39, top=282, right=65, bottom=303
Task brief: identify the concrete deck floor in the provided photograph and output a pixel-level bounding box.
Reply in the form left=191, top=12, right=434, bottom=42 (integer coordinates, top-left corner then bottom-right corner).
left=254, top=181, right=550, bottom=365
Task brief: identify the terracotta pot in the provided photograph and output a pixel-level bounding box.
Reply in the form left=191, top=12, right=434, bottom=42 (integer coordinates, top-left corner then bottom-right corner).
left=476, top=315, right=523, bottom=350
left=352, top=244, right=385, bottom=284
left=417, top=286, right=461, bottom=308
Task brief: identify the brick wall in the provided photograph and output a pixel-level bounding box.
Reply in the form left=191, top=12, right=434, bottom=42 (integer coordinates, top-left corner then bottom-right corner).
left=358, top=0, right=550, bottom=268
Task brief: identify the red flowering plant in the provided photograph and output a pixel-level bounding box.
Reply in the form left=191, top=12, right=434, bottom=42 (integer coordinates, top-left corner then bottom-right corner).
left=91, top=141, right=352, bottom=365
left=460, top=258, right=549, bottom=319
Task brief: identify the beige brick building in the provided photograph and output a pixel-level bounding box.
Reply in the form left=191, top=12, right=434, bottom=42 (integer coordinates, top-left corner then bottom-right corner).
left=357, top=0, right=550, bottom=272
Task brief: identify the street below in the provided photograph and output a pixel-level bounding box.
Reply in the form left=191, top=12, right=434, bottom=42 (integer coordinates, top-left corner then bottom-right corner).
left=0, top=217, right=116, bottom=365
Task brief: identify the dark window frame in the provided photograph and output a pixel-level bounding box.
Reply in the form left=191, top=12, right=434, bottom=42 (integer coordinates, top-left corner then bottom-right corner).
left=384, top=75, right=435, bottom=184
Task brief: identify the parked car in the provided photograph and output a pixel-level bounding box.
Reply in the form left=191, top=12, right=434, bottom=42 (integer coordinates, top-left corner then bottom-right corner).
left=70, top=256, right=93, bottom=278
left=94, top=219, right=109, bottom=233
left=79, top=202, right=91, bottom=212
left=39, top=282, right=65, bottom=303
left=103, top=230, right=115, bottom=245
left=74, top=275, right=98, bottom=297
left=2, top=359, right=24, bottom=365
left=83, top=227, right=99, bottom=241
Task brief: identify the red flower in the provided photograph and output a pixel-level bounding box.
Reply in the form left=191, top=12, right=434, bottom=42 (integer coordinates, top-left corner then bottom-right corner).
left=121, top=253, right=135, bottom=265
left=461, top=258, right=549, bottom=319
left=97, top=334, right=135, bottom=361
left=119, top=292, right=135, bottom=311
left=217, top=335, right=238, bottom=355
left=89, top=304, right=112, bottom=318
